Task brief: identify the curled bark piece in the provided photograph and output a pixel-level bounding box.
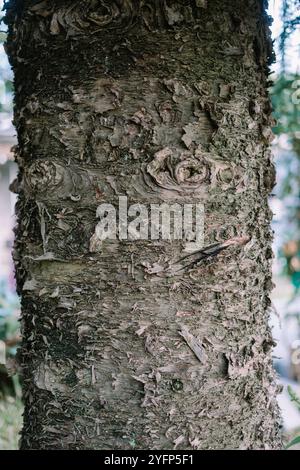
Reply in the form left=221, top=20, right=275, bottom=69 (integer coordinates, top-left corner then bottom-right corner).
left=179, top=325, right=207, bottom=363
left=145, top=236, right=250, bottom=277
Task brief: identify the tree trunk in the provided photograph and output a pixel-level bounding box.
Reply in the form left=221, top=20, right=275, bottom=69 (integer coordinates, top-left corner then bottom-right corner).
left=6, top=0, right=282, bottom=450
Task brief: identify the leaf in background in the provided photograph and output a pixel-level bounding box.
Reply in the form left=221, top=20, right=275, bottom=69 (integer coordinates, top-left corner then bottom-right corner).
left=285, top=435, right=300, bottom=449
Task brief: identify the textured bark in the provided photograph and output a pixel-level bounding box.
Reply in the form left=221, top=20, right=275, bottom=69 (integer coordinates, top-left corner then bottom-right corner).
left=6, top=0, right=282, bottom=450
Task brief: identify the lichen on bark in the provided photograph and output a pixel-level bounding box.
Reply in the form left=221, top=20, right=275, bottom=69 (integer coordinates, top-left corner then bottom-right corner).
left=5, top=0, right=282, bottom=449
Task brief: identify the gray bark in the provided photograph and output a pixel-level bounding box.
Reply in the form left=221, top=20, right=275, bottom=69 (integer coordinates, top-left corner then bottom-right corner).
left=6, top=0, right=282, bottom=449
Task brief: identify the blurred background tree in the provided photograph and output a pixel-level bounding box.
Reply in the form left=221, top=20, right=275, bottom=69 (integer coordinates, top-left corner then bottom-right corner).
left=267, top=0, right=300, bottom=448
left=271, top=0, right=300, bottom=291
left=272, top=74, right=300, bottom=292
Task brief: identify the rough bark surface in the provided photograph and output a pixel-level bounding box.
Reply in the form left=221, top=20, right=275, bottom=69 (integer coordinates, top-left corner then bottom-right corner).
left=6, top=0, right=282, bottom=449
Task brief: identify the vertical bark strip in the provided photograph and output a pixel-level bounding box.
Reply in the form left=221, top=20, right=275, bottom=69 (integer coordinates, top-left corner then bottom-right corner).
left=6, top=0, right=282, bottom=449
